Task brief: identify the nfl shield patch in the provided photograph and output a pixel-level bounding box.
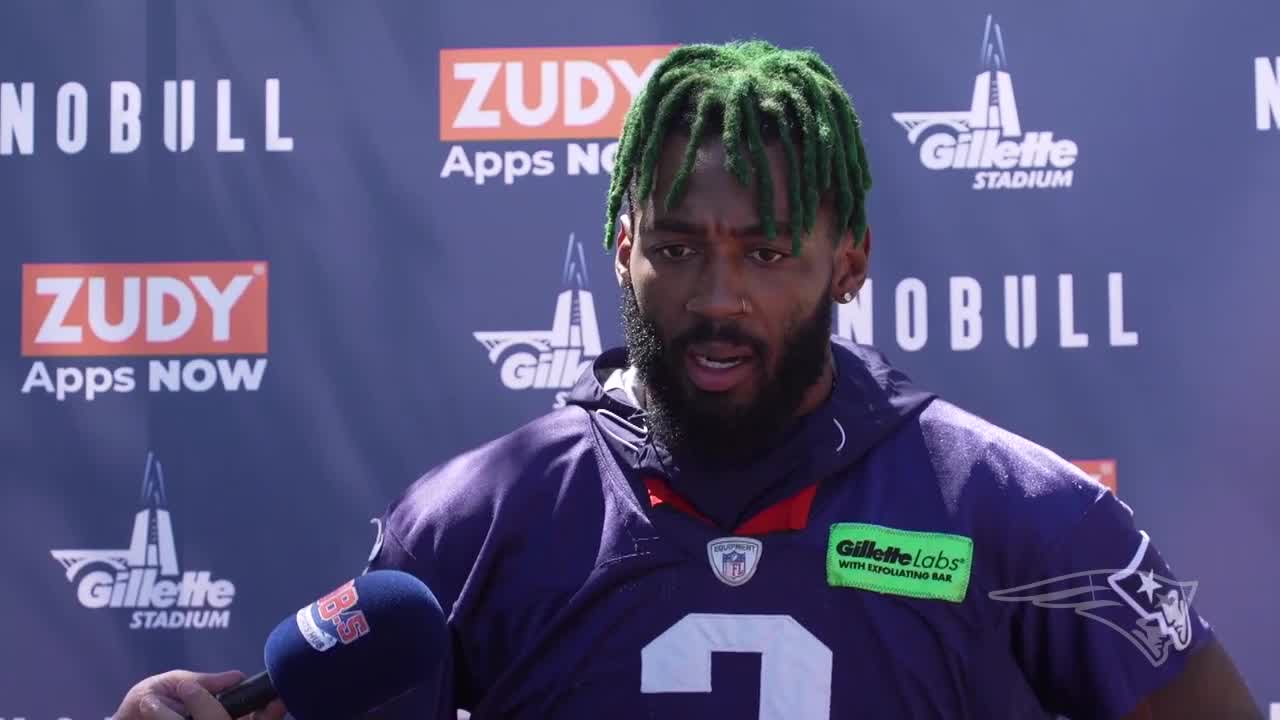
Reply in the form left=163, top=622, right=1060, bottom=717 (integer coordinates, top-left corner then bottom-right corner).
left=707, top=537, right=763, bottom=587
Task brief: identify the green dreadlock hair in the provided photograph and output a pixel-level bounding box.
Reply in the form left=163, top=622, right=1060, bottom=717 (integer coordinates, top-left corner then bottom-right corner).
left=603, top=39, right=873, bottom=255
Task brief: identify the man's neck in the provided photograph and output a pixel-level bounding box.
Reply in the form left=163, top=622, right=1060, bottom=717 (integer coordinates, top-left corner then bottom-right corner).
left=794, top=344, right=838, bottom=418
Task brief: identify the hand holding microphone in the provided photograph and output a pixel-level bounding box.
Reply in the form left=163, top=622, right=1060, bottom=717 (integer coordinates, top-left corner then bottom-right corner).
left=112, top=570, right=447, bottom=720
left=115, top=670, right=285, bottom=720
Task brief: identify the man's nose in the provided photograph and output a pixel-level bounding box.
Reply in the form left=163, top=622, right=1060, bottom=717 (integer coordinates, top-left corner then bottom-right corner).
left=684, top=256, right=749, bottom=320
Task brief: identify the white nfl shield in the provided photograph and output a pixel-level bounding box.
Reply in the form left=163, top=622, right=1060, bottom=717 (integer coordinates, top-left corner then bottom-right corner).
left=706, top=537, right=763, bottom=587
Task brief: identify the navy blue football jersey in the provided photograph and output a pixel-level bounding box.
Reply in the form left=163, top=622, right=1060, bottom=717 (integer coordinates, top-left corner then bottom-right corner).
left=365, top=339, right=1212, bottom=719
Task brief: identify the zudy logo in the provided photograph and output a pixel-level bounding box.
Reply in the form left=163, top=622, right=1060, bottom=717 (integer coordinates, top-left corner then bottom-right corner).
left=438, top=45, right=674, bottom=185
left=1072, top=459, right=1118, bottom=494
left=20, top=261, right=269, bottom=400
left=440, top=46, right=669, bottom=141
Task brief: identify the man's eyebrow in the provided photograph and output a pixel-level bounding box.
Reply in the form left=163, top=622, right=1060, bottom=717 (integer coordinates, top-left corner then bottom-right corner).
left=650, top=217, right=703, bottom=234
left=651, top=217, right=794, bottom=238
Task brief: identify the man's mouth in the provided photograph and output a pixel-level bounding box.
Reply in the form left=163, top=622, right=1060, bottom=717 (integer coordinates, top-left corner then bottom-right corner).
left=684, top=342, right=756, bottom=392
left=693, top=355, right=746, bottom=369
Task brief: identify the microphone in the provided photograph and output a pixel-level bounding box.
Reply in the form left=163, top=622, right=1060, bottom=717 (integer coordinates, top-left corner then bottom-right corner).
left=199, top=570, right=447, bottom=720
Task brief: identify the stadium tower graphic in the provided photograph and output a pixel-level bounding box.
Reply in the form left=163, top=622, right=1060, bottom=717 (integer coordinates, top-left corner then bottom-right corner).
left=892, top=14, right=1020, bottom=146
left=50, top=452, right=234, bottom=628
left=473, top=233, right=603, bottom=395
left=51, top=452, right=179, bottom=580
left=891, top=14, right=1077, bottom=189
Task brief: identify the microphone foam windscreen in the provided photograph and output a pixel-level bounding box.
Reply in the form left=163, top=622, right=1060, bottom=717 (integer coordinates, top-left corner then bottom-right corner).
left=263, top=570, right=447, bottom=720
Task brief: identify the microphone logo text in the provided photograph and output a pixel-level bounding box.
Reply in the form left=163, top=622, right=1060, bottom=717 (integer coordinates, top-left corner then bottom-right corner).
left=296, top=579, right=372, bottom=652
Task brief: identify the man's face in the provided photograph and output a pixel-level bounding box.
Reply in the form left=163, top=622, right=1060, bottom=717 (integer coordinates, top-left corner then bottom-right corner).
left=616, top=134, right=868, bottom=463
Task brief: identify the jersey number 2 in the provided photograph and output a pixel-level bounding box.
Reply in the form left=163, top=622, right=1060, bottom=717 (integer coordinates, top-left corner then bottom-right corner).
left=640, top=613, right=833, bottom=719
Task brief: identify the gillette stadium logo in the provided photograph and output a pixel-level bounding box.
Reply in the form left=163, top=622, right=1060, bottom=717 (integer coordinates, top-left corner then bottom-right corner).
left=892, top=15, right=1078, bottom=190
left=49, top=452, right=235, bottom=630
left=473, top=233, right=602, bottom=407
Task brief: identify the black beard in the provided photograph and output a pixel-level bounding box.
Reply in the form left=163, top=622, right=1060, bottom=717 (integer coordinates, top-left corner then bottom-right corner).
left=619, top=280, right=833, bottom=466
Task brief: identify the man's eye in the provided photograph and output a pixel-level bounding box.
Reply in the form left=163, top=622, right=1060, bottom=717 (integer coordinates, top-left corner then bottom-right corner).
left=658, top=246, right=695, bottom=260
left=750, top=248, right=786, bottom=264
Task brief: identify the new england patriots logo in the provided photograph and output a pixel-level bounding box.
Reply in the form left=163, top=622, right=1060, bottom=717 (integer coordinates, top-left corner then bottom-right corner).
left=988, top=531, right=1197, bottom=667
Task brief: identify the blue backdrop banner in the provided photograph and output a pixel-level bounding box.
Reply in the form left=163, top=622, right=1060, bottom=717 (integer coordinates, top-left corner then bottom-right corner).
left=3, top=1, right=1277, bottom=717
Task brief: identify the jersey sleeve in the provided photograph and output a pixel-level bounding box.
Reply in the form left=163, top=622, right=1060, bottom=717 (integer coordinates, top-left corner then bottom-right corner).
left=1001, top=489, right=1215, bottom=719
left=354, top=409, right=598, bottom=719
left=357, top=444, right=506, bottom=719
left=359, top=510, right=466, bottom=720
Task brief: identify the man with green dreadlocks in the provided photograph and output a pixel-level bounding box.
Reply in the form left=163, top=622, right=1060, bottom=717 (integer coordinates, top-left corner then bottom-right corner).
left=116, top=40, right=1258, bottom=720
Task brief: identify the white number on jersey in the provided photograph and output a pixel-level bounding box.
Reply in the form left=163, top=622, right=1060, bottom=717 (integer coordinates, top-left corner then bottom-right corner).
left=640, top=613, right=833, bottom=719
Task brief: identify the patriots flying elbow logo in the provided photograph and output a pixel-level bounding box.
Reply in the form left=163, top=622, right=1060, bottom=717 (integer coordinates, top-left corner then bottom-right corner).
left=988, top=532, right=1198, bottom=667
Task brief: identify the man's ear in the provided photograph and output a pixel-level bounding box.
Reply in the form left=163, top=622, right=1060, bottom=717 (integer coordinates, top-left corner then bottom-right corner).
left=615, top=213, right=634, bottom=287
left=833, top=226, right=872, bottom=300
